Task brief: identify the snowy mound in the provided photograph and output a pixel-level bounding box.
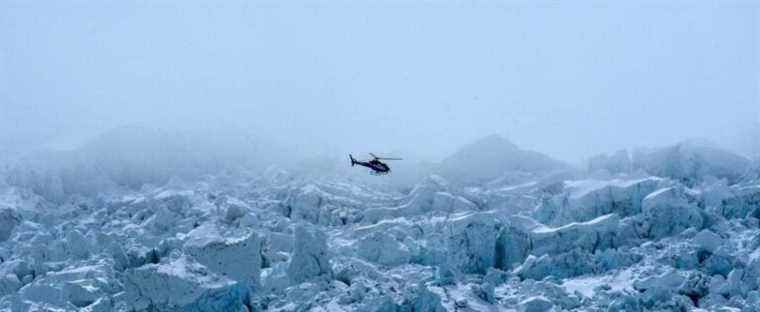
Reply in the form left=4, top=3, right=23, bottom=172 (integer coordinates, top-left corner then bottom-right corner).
left=632, top=140, right=753, bottom=186
left=588, top=141, right=753, bottom=185
left=437, top=135, right=569, bottom=185
left=1, top=141, right=760, bottom=311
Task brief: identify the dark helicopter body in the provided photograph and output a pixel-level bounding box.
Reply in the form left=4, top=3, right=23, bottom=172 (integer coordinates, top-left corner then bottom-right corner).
left=349, top=154, right=401, bottom=175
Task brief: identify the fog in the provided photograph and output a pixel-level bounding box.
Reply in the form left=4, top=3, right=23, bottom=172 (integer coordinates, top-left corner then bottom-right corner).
left=1, top=1, right=758, bottom=164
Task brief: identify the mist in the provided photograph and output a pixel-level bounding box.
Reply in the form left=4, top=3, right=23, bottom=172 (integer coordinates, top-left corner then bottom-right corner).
left=3, top=3, right=760, bottom=310
left=1, top=1, right=758, bottom=164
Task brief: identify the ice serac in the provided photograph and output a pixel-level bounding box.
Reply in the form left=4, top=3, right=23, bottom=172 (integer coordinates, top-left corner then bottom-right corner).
left=63, top=229, right=91, bottom=260
left=535, top=177, right=661, bottom=225
left=531, top=213, right=620, bottom=256
left=284, top=183, right=372, bottom=226
left=495, top=217, right=532, bottom=271
left=356, top=231, right=411, bottom=266
left=184, top=223, right=262, bottom=288
left=502, top=213, right=633, bottom=280
left=288, top=225, right=333, bottom=283
left=641, top=187, right=704, bottom=239
left=741, top=257, right=760, bottom=292
left=286, top=186, right=323, bottom=224
left=124, top=255, right=247, bottom=311
left=495, top=227, right=532, bottom=270
left=719, top=184, right=760, bottom=219
left=446, top=212, right=499, bottom=274
left=361, top=175, right=474, bottom=223
left=0, top=209, right=20, bottom=242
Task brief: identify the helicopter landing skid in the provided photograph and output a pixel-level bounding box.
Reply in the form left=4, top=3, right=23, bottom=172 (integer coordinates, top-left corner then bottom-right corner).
left=370, top=171, right=390, bottom=176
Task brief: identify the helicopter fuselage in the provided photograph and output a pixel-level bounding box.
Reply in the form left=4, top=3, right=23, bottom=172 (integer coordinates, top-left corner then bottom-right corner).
left=355, top=159, right=390, bottom=173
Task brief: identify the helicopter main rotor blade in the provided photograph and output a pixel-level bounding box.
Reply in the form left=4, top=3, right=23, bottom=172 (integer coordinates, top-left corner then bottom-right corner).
left=369, top=153, right=402, bottom=160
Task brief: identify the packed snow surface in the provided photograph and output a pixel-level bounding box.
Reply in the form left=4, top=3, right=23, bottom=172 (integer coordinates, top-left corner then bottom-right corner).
left=1, top=138, right=760, bottom=311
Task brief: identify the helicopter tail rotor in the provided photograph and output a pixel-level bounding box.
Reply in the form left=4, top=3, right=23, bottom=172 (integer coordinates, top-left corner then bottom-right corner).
left=349, top=154, right=357, bottom=167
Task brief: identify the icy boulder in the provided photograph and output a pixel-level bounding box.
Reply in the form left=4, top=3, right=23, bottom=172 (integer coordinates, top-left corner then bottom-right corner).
left=63, top=229, right=91, bottom=260
left=640, top=187, right=704, bottom=239
left=719, top=184, right=760, bottom=219
left=699, top=180, right=736, bottom=221
left=356, top=231, right=411, bottom=266
left=124, top=255, right=247, bottom=311
left=13, top=262, right=118, bottom=310
left=516, top=250, right=597, bottom=280
left=741, top=257, right=760, bottom=292
left=445, top=212, right=500, bottom=274
left=153, top=190, right=194, bottom=212
left=633, top=270, right=687, bottom=308
left=0, top=260, right=29, bottom=296
left=0, top=209, right=20, bottom=242
left=399, top=284, right=445, bottom=312
left=518, top=296, right=554, bottom=312
left=223, top=197, right=249, bottom=224
left=184, top=223, right=262, bottom=287
left=693, top=229, right=723, bottom=254
left=0, top=275, right=21, bottom=298
left=288, top=225, right=333, bottom=283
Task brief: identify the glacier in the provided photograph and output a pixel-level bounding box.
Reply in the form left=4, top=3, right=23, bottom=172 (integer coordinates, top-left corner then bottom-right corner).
left=0, top=135, right=759, bottom=311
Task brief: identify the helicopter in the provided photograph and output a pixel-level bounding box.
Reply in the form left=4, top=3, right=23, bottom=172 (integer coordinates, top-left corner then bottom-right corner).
left=349, top=153, right=402, bottom=175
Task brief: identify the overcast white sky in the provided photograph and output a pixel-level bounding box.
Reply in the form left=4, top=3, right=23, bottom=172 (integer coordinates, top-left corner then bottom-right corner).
left=1, top=1, right=758, bottom=162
